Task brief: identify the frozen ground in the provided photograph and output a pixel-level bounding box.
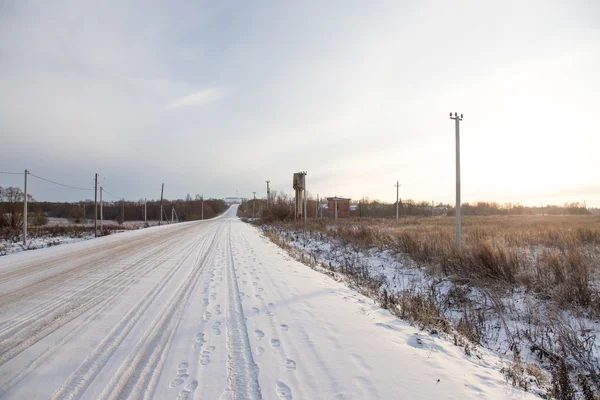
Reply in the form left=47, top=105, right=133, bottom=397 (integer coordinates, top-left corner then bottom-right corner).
left=0, top=234, right=94, bottom=256
left=0, top=219, right=160, bottom=256
left=267, top=225, right=600, bottom=397
left=0, top=206, right=535, bottom=399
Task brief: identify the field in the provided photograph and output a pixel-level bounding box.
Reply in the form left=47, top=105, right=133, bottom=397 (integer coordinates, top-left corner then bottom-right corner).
left=262, top=214, right=600, bottom=397
left=0, top=218, right=160, bottom=255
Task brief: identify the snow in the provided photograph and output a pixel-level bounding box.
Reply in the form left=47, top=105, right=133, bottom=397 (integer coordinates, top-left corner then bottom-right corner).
left=0, top=206, right=536, bottom=399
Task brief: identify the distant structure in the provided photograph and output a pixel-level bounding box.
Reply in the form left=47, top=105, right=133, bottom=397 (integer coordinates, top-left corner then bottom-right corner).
left=293, top=172, right=307, bottom=220
left=224, top=197, right=242, bottom=204
left=327, top=197, right=351, bottom=219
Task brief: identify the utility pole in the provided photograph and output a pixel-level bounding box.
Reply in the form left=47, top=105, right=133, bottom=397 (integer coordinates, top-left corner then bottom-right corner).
left=253, top=192, right=256, bottom=219
left=335, top=195, right=338, bottom=221
left=23, top=169, right=28, bottom=246
left=450, top=112, right=463, bottom=249
left=100, top=187, right=103, bottom=232
left=395, top=181, right=401, bottom=224
left=304, top=175, right=307, bottom=224
left=201, top=195, right=204, bottom=220
left=144, top=198, right=147, bottom=223
left=121, top=199, right=125, bottom=224
left=159, top=183, right=164, bottom=226
left=171, top=206, right=174, bottom=223
left=266, top=181, right=270, bottom=210
left=94, top=173, right=98, bottom=237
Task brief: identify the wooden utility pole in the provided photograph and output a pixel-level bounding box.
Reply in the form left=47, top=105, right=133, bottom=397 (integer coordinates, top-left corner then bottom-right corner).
left=23, top=169, right=28, bottom=246
left=94, top=173, right=98, bottom=237
left=159, top=183, right=164, bottom=226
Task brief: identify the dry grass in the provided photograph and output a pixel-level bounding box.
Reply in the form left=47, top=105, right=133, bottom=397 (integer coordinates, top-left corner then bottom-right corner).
left=270, top=215, right=600, bottom=313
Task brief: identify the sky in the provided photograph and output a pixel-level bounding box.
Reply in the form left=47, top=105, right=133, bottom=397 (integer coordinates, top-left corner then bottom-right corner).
left=1, top=0, right=599, bottom=206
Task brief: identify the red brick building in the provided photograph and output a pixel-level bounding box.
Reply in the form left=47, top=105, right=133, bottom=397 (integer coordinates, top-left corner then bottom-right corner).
left=327, top=197, right=351, bottom=219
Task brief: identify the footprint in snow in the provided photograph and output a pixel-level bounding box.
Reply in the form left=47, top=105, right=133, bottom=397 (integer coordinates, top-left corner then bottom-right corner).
left=213, top=321, right=222, bottom=335
left=252, top=307, right=260, bottom=314
left=254, top=330, right=265, bottom=339
left=177, top=362, right=189, bottom=374
left=203, top=311, right=212, bottom=323
left=177, top=380, right=198, bottom=399
left=270, top=338, right=281, bottom=348
left=285, top=359, right=297, bottom=371
left=276, top=381, right=293, bottom=400
left=194, top=333, right=206, bottom=349
left=280, top=324, right=289, bottom=331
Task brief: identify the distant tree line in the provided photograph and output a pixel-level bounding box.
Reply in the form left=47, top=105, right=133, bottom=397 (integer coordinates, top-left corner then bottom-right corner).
left=237, top=191, right=592, bottom=222
left=0, top=186, right=228, bottom=227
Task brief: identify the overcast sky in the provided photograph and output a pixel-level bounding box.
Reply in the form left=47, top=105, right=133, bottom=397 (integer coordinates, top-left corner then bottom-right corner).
left=1, top=1, right=598, bottom=206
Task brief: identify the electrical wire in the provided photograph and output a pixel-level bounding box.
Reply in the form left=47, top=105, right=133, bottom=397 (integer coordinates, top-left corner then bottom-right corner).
left=101, top=188, right=122, bottom=199
left=28, top=172, right=93, bottom=191
left=0, top=171, right=24, bottom=175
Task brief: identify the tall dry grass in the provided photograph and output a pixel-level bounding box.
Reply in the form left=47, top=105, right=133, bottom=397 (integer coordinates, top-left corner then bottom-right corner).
left=271, top=215, right=600, bottom=313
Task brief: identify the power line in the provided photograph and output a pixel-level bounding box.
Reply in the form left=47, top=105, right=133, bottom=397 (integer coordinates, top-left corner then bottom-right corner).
left=101, top=188, right=122, bottom=199
left=0, top=171, right=24, bottom=175
left=28, top=172, right=93, bottom=191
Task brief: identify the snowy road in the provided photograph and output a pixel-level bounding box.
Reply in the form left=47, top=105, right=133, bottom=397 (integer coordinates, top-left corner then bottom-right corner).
left=0, top=206, right=534, bottom=399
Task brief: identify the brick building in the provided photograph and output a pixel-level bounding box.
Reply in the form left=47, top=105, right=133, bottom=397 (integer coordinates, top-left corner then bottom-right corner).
left=327, top=197, right=351, bottom=219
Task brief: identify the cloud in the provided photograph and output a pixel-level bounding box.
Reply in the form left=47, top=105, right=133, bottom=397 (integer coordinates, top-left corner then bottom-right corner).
left=166, top=88, right=230, bottom=109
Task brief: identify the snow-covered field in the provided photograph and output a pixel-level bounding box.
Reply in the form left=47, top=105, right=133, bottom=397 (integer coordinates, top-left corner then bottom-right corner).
left=265, top=225, right=600, bottom=398
left=0, top=206, right=535, bottom=399
left=0, top=219, right=160, bottom=256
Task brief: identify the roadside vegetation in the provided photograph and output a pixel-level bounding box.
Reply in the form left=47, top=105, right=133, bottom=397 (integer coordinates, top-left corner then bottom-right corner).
left=0, top=186, right=227, bottom=253
left=241, top=193, right=600, bottom=398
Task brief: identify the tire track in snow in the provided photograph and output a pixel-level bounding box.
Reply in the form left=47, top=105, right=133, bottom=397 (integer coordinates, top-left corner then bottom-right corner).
left=0, top=223, right=196, bottom=298
left=0, top=223, right=204, bottom=333
left=0, top=244, right=179, bottom=396
left=223, top=221, right=262, bottom=400
left=92, top=225, right=224, bottom=400
left=0, top=228, right=204, bottom=368
left=0, top=227, right=217, bottom=397
left=0, top=231, right=185, bottom=342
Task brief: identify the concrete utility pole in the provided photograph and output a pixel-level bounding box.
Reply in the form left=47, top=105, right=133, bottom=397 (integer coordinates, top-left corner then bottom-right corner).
left=253, top=192, right=256, bottom=219
left=94, top=173, right=98, bottom=237
left=100, top=187, right=103, bottom=231
left=201, top=195, right=204, bottom=220
left=304, top=190, right=307, bottom=223
left=335, top=195, right=338, bottom=221
left=171, top=206, right=174, bottom=223
left=395, top=181, right=401, bottom=224
left=450, top=112, right=463, bottom=249
left=23, top=169, right=28, bottom=246
left=159, top=183, right=164, bottom=226
left=266, top=181, right=270, bottom=210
